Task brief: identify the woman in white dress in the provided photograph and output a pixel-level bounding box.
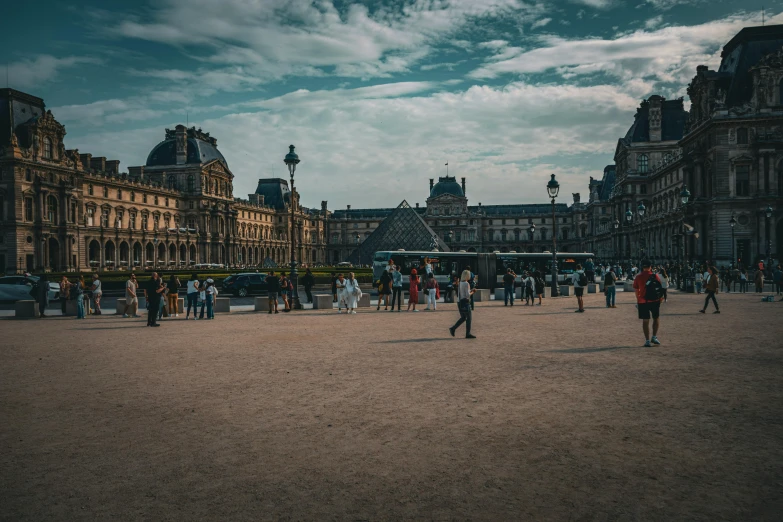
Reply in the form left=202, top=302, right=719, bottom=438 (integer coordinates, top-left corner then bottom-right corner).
left=336, top=273, right=348, bottom=313
left=344, top=272, right=361, bottom=314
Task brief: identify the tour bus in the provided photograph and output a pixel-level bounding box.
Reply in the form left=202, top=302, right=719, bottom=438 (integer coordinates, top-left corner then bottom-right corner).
left=372, top=250, right=595, bottom=290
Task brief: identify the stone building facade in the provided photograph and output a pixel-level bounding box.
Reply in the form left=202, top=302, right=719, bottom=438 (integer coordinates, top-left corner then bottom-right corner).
left=0, top=89, right=328, bottom=273
left=586, top=25, right=783, bottom=267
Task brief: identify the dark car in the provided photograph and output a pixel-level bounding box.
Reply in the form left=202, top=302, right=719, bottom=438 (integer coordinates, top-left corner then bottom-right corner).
left=223, top=273, right=268, bottom=297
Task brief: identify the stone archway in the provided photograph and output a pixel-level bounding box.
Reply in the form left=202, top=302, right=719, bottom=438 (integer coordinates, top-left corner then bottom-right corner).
left=119, top=241, right=130, bottom=268
left=133, top=242, right=142, bottom=269
left=189, top=244, right=196, bottom=265
left=146, top=242, right=154, bottom=269
left=105, top=240, right=116, bottom=269
left=179, top=244, right=187, bottom=267
left=89, top=240, right=100, bottom=269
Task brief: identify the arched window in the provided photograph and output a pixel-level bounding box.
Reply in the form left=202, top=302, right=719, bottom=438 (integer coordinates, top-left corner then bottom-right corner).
left=637, top=154, right=649, bottom=174
left=737, top=128, right=748, bottom=145
left=168, top=175, right=177, bottom=190
left=43, top=137, right=53, bottom=159
left=47, top=195, right=58, bottom=224
left=187, top=175, right=195, bottom=192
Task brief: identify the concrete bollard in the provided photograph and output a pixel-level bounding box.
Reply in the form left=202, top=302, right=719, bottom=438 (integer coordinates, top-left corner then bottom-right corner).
left=116, top=298, right=127, bottom=315
left=138, top=297, right=146, bottom=310
left=64, top=299, right=79, bottom=316
left=559, top=285, right=571, bottom=297
left=587, top=284, right=597, bottom=294
left=15, top=300, right=39, bottom=318
left=214, top=297, right=231, bottom=313
left=177, top=298, right=184, bottom=314
left=254, top=297, right=270, bottom=311
left=598, top=282, right=605, bottom=292
left=358, top=294, right=371, bottom=307
left=473, top=289, right=490, bottom=302
left=313, top=295, right=332, bottom=310
left=494, top=288, right=505, bottom=301
left=623, top=281, right=634, bottom=293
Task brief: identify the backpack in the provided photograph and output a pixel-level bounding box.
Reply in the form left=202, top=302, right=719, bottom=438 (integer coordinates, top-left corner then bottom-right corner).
left=644, top=273, right=663, bottom=301
left=525, top=278, right=533, bottom=290
left=577, top=272, right=588, bottom=287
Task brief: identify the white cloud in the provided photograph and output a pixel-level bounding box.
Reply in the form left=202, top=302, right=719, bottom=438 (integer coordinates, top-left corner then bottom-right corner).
left=60, top=81, right=637, bottom=208
left=6, top=55, right=100, bottom=90
left=645, top=15, right=664, bottom=29
left=531, top=17, right=552, bottom=29
left=646, top=0, right=700, bottom=10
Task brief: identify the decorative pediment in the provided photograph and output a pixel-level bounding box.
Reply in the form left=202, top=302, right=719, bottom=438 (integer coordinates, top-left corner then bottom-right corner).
left=204, top=159, right=233, bottom=179
left=730, top=154, right=754, bottom=164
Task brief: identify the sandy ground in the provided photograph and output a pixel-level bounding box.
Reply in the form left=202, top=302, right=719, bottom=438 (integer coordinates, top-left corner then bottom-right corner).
left=1, top=289, right=782, bottom=521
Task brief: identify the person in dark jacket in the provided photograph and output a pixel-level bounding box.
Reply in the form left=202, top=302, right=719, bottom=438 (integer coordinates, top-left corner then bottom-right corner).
left=167, top=274, right=181, bottom=317
left=377, top=269, right=392, bottom=310
left=145, top=272, right=165, bottom=326
left=302, top=269, right=315, bottom=303
left=36, top=273, right=50, bottom=318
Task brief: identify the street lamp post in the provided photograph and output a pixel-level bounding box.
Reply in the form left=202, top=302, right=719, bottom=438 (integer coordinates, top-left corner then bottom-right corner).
left=765, top=205, right=773, bottom=274
left=613, top=218, right=619, bottom=262
left=729, top=215, right=737, bottom=268
left=528, top=223, right=535, bottom=254
left=284, top=145, right=302, bottom=310
left=546, top=174, right=560, bottom=297
left=679, top=185, right=691, bottom=290
left=637, top=202, right=646, bottom=263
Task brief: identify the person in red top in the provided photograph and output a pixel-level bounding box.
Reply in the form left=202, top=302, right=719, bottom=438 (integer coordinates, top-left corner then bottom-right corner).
left=633, top=260, right=663, bottom=347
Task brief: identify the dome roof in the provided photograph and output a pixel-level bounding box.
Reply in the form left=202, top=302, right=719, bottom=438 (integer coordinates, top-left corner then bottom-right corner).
left=145, top=127, right=228, bottom=168
left=430, top=176, right=464, bottom=198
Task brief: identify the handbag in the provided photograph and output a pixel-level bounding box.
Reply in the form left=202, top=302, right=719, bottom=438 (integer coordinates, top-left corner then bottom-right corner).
left=423, top=288, right=430, bottom=295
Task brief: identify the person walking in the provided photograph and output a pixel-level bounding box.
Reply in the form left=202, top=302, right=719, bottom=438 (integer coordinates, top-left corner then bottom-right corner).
left=523, top=271, right=535, bottom=305
left=186, top=273, right=200, bottom=319
left=336, top=273, right=347, bottom=313
left=659, top=268, right=669, bottom=303
left=739, top=269, right=748, bottom=293
left=74, top=275, right=86, bottom=319
left=584, top=258, right=595, bottom=283
left=694, top=270, right=704, bottom=294
left=604, top=267, right=617, bottom=308
left=534, top=270, right=544, bottom=306
left=377, top=269, right=392, bottom=310
left=302, top=269, right=315, bottom=303
left=331, top=272, right=338, bottom=303
left=389, top=266, right=402, bottom=312
left=573, top=264, right=587, bottom=313
left=633, top=260, right=663, bottom=347
left=424, top=272, right=438, bottom=310
left=407, top=269, right=420, bottom=312
left=157, top=281, right=168, bottom=322
left=90, top=273, right=103, bottom=315
left=280, top=272, right=292, bottom=312
left=700, top=266, right=721, bottom=314
left=503, top=268, right=516, bottom=306
left=449, top=269, right=476, bottom=339
left=197, top=280, right=207, bottom=319
left=344, top=272, right=360, bottom=314
left=124, top=273, right=140, bottom=318
left=266, top=270, right=280, bottom=314
left=754, top=267, right=764, bottom=293
left=773, top=265, right=783, bottom=296
left=59, top=275, right=70, bottom=314
left=146, top=272, right=164, bottom=327
left=167, top=274, right=181, bottom=317
left=36, top=273, right=50, bottom=318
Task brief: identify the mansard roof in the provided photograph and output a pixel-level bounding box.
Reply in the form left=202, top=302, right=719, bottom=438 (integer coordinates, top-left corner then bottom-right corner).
left=717, top=24, right=783, bottom=107
left=472, top=203, right=570, bottom=215
left=623, top=97, right=687, bottom=144
left=254, top=178, right=291, bottom=210
left=146, top=127, right=228, bottom=168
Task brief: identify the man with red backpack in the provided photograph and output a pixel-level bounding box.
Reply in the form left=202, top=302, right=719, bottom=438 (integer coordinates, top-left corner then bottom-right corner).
left=633, top=260, right=663, bottom=347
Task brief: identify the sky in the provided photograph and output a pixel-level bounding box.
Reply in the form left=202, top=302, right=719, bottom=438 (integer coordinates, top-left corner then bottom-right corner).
left=3, top=0, right=778, bottom=210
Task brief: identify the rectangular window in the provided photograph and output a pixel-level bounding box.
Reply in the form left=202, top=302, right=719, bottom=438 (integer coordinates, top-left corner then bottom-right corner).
left=25, top=198, right=33, bottom=221
left=87, top=207, right=94, bottom=226
left=735, top=165, right=750, bottom=196
left=143, top=194, right=148, bottom=203
left=189, top=201, right=194, bottom=209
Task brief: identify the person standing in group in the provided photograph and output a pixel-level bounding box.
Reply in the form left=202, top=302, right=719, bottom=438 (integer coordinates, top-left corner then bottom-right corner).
left=331, top=272, right=338, bottom=303
left=449, top=269, right=476, bottom=339
left=633, top=260, right=663, bottom=347
left=186, top=274, right=200, bottom=319
left=424, top=272, right=438, bottom=310
left=773, top=265, right=783, bottom=296
left=467, top=267, right=476, bottom=310
left=424, top=257, right=433, bottom=276
left=573, top=264, right=587, bottom=313
left=739, top=269, right=748, bottom=293
left=336, top=273, right=347, bottom=313
left=157, top=281, right=168, bottom=322
left=74, top=275, right=86, bottom=319
left=302, top=269, right=315, bottom=303
left=167, top=274, right=180, bottom=317
left=197, top=280, right=207, bottom=319
left=59, top=275, right=70, bottom=315
left=377, top=269, right=392, bottom=311
left=124, top=273, right=140, bottom=318
left=584, top=258, right=595, bottom=284
left=694, top=270, right=704, bottom=294
left=503, top=268, right=516, bottom=307
left=344, top=272, right=360, bottom=314
left=700, top=266, right=721, bottom=314
left=604, top=267, right=617, bottom=308
left=266, top=270, right=280, bottom=314
left=91, top=273, right=103, bottom=315
left=754, top=267, right=764, bottom=293
left=523, top=271, right=535, bottom=305
left=36, top=273, right=50, bottom=318
left=659, top=268, right=670, bottom=303
left=205, top=278, right=217, bottom=319
left=390, top=266, right=403, bottom=312
left=145, top=272, right=164, bottom=327
left=533, top=270, right=544, bottom=306
left=407, top=269, right=420, bottom=312
left=280, top=272, right=292, bottom=312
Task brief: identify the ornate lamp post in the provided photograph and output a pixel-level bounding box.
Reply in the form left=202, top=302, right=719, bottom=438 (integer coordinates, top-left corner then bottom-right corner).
left=765, top=205, right=773, bottom=273
left=613, top=218, right=619, bottom=262
left=528, top=223, right=535, bottom=253
left=284, top=145, right=302, bottom=310
left=729, top=215, right=737, bottom=268
left=637, top=202, right=646, bottom=261
left=546, top=174, right=560, bottom=297
left=679, top=185, right=691, bottom=290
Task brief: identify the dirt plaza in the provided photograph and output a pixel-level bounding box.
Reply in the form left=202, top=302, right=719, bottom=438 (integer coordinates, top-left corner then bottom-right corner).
left=1, top=290, right=782, bottom=521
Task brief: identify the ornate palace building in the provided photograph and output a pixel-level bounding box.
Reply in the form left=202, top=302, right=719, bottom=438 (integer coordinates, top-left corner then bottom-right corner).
left=585, top=25, right=783, bottom=267
left=0, top=89, right=328, bottom=273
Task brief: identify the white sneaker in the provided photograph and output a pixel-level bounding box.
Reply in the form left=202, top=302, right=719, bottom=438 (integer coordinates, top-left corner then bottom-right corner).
left=175, top=314, right=179, bottom=317
left=351, top=311, right=356, bottom=314
left=644, top=340, right=652, bottom=347
left=651, top=336, right=661, bottom=345
left=338, top=310, right=343, bottom=314
left=414, top=309, right=420, bottom=312
left=123, top=314, right=129, bottom=318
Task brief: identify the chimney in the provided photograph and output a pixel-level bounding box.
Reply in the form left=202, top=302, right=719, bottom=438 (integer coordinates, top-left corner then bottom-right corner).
left=347, top=204, right=351, bottom=211
left=90, top=156, right=106, bottom=172
left=429, top=178, right=434, bottom=191
left=175, top=124, right=187, bottom=165
left=416, top=202, right=419, bottom=208
left=573, top=193, right=581, bottom=204
left=461, top=177, right=466, bottom=195
left=79, top=153, right=92, bottom=171
left=128, top=166, right=144, bottom=180
left=648, top=95, right=663, bottom=142
left=105, top=160, right=120, bottom=175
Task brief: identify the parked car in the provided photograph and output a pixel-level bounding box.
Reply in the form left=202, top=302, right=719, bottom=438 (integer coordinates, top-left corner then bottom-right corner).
left=222, top=273, right=268, bottom=297
left=0, top=275, right=59, bottom=302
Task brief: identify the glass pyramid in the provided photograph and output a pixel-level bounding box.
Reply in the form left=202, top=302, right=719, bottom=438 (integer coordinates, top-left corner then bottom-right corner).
left=349, top=200, right=450, bottom=265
